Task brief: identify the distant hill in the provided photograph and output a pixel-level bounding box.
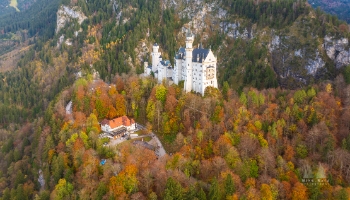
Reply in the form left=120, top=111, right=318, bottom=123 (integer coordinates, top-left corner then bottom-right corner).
left=308, top=0, right=350, bottom=22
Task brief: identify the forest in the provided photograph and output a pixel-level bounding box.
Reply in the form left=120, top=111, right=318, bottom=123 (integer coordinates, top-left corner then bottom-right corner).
left=0, top=0, right=59, bottom=40
left=1, top=0, right=350, bottom=199
left=2, top=73, right=350, bottom=199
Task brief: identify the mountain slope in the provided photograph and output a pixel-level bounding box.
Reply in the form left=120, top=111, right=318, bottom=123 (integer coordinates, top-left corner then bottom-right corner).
left=0, top=0, right=37, bottom=16
left=77, top=0, right=349, bottom=89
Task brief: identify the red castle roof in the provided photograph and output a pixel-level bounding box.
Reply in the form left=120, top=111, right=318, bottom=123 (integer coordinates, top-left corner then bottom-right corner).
left=101, top=116, right=135, bottom=129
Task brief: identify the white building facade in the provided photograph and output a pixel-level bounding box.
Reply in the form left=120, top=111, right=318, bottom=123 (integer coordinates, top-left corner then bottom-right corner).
left=144, top=31, right=218, bottom=96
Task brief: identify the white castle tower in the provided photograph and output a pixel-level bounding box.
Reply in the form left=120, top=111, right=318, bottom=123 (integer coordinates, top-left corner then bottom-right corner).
left=184, top=31, right=194, bottom=93
left=173, top=53, right=182, bottom=85
left=151, top=43, right=161, bottom=72
left=144, top=30, right=218, bottom=96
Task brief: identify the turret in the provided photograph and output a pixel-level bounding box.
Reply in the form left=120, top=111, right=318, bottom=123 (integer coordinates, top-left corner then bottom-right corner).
left=184, top=30, right=194, bottom=93
left=185, top=31, right=194, bottom=49
left=151, top=43, right=161, bottom=72
left=153, top=43, right=159, bottom=53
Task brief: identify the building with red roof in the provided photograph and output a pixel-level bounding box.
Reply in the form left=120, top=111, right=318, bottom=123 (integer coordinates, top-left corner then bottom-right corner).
left=100, top=116, right=136, bottom=133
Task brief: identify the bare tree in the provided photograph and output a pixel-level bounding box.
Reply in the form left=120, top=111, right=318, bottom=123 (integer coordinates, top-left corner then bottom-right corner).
left=238, top=133, right=259, bottom=158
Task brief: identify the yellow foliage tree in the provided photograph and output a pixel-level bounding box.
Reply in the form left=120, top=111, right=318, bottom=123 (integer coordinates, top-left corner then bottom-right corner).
left=109, top=176, right=125, bottom=198
left=260, top=184, right=273, bottom=200
left=326, top=83, right=332, bottom=93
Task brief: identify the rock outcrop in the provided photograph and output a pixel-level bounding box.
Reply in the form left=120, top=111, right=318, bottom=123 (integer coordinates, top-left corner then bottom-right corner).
left=306, top=50, right=325, bottom=76
left=171, top=0, right=254, bottom=40
left=324, top=36, right=350, bottom=68
left=56, top=5, right=87, bottom=34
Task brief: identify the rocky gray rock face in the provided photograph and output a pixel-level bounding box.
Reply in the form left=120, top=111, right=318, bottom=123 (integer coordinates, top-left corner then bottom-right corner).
left=306, top=50, right=325, bottom=76
left=165, top=0, right=254, bottom=40
left=268, top=33, right=327, bottom=88
left=38, top=169, right=45, bottom=189
left=324, top=36, right=350, bottom=68
left=268, top=34, right=350, bottom=86
left=269, top=35, right=281, bottom=52
left=56, top=5, right=87, bottom=34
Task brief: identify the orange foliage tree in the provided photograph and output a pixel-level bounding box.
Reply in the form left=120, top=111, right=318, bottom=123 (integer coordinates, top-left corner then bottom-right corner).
left=292, top=182, right=308, bottom=200
left=115, top=94, right=126, bottom=117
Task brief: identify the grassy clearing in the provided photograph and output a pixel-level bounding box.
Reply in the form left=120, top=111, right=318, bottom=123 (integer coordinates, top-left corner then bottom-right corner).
left=0, top=43, right=32, bottom=73
left=9, top=0, right=20, bottom=12
left=156, top=133, right=179, bottom=154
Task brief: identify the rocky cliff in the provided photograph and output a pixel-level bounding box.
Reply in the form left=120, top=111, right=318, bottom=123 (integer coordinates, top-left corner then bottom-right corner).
left=56, top=5, right=86, bottom=34
left=324, top=36, right=350, bottom=68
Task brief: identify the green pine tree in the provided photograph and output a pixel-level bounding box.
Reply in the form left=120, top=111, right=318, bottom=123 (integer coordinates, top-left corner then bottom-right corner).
left=224, top=174, right=235, bottom=196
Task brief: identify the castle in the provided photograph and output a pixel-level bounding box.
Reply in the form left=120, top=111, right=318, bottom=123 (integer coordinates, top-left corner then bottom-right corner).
left=144, top=31, right=218, bottom=96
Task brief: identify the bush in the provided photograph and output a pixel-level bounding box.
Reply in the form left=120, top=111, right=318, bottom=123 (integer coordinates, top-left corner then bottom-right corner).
left=296, top=144, right=308, bottom=159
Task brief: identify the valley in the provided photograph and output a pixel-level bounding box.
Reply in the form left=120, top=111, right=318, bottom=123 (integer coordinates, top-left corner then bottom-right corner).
left=308, top=0, right=350, bottom=22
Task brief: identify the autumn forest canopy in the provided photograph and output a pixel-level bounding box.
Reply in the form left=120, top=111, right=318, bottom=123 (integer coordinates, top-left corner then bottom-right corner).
left=2, top=72, right=350, bottom=199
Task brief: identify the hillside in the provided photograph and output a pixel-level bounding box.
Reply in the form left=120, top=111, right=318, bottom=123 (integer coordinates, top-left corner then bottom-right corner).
left=51, top=0, right=350, bottom=90
left=0, top=0, right=59, bottom=45
left=0, top=0, right=36, bottom=16
left=1, top=0, right=350, bottom=199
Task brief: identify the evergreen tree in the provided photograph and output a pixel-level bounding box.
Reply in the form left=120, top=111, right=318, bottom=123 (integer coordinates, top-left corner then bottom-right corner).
left=224, top=174, right=235, bottom=197
left=164, top=177, right=183, bottom=200
left=208, top=178, right=220, bottom=200
left=198, top=188, right=207, bottom=200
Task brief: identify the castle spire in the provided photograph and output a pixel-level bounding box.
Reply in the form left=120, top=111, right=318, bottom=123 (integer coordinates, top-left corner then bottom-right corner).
left=186, top=28, right=192, bottom=38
